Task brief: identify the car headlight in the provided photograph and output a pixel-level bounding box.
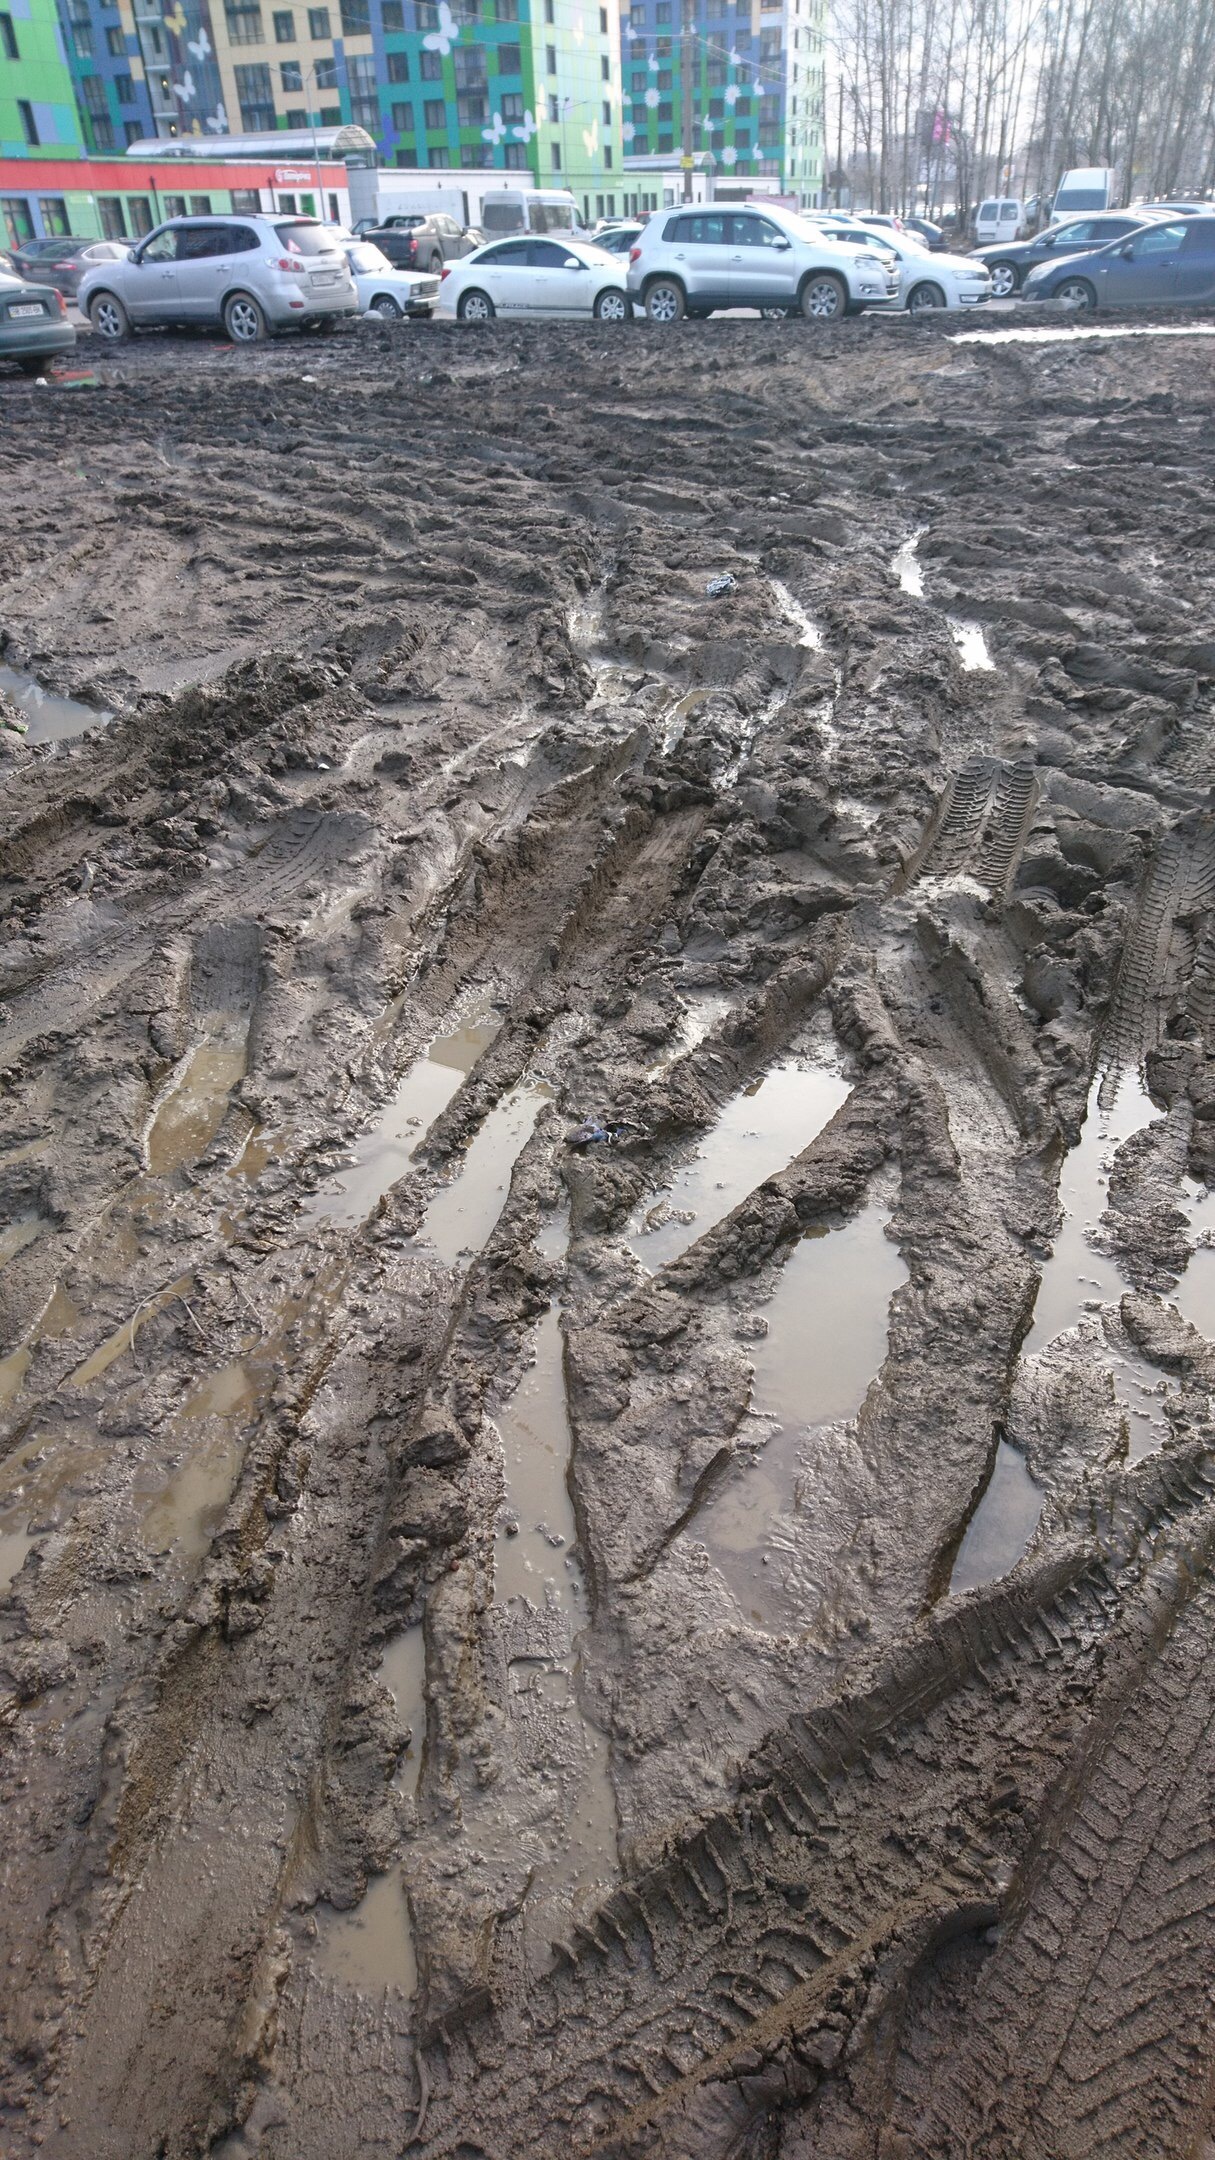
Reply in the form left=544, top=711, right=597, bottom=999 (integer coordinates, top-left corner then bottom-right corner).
left=857, top=252, right=883, bottom=270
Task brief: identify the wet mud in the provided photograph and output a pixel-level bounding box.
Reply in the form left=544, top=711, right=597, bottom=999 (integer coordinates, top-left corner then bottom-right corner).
left=4, top=310, right=1215, bottom=2158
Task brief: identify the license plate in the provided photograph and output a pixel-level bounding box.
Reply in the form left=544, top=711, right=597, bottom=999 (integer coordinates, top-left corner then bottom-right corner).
left=310, top=270, right=340, bottom=287
left=9, top=303, right=45, bottom=318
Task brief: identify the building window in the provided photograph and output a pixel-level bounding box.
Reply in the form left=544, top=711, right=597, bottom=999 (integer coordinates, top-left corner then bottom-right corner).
left=657, top=67, right=671, bottom=87
left=288, top=104, right=309, bottom=130
left=0, top=11, right=17, bottom=57
left=456, top=90, right=486, bottom=123
left=346, top=49, right=378, bottom=122
left=600, top=51, right=609, bottom=76
left=547, top=90, right=558, bottom=119
left=545, top=0, right=554, bottom=16
left=656, top=130, right=672, bottom=151
left=397, top=144, right=418, bottom=162
left=105, top=23, right=125, bottom=53
left=1, top=196, right=34, bottom=246
left=655, top=0, right=670, bottom=16
left=308, top=4, right=329, bottom=29
left=382, top=0, right=403, bottom=21
left=319, top=102, right=340, bottom=119
left=655, top=34, right=670, bottom=54
left=387, top=46, right=408, bottom=77
left=494, top=0, right=517, bottom=16
left=733, top=126, right=749, bottom=147
left=224, top=1, right=265, bottom=43
left=391, top=99, right=412, bottom=125
left=428, top=144, right=451, bottom=164
left=81, top=74, right=107, bottom=115
left=630, top=69, right=644, bottom=89
left=339, top=0, right=369, bottom=32
left=453, top=43, right=485, bottom=85
left=734, top=95, right=750, bottom=115
left=657, top=97, right=671, bottom=118
left=163, top=192, right=186, bottom=215
left=551, top=142, right=560, bottom=168
left=503, top=140, right=526, bottom=166
left=545, top=40, right=555, bottom=69
left=189, top=193, right=213, bottom=211
left=416, top=0, right=438, bottom=23
left=98, top=196, right=128, bottom=238
left=273, top=5, right=294, bottom=32
left=497, top=40, right=519, bottom=69
left=423, top=95, right=445, bottom=124
left=114, top=71, right=134, bottom=101
left=598, top=2, right=606, bottom=25
left=420, top=47, right=442, bottom=75
left=602, top=98, right=610, bottom=123
left=603, top=144, right=612, bottom=165
left=234, top=61, right=275, bottom=127
left=127, top=194, right=153, bottom=234
left=759, top=28, right=781, bottom=61
left=281, top=57, right=302, bottom=86
left=735, top=25, right=751, bottom=45
left=708, top=94, right=723, bottom=117
left=314, top=54, right=338, bottom=84
left=707, top=56, right=725, bottom=83
left=501, top=89, right=522, bottom=117
left=230, top=188, right=259, bottom=210
left=71, top=20, right=93, bottom=55
left=36, top=195, right=68, bottom=233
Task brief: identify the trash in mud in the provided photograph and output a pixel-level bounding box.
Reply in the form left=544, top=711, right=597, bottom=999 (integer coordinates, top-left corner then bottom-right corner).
left=565, top=1118, right=633, bottom=1149
left=704, top=573, right=737, bottom=598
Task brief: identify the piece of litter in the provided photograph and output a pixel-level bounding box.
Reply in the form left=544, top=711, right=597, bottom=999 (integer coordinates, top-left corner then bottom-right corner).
left=705, top=574, right=736, bottom=599
left=566, top=1119, right=634, bottom=1149
left=302, top=374, right=317, bottom=383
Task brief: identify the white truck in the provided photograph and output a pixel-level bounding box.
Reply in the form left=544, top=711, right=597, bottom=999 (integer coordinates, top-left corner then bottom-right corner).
left=1050, top=168, right=1117, bottom=221
left=354, top=173, right=585, bottom=237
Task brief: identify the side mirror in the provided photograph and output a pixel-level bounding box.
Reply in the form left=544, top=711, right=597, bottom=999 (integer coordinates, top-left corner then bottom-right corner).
left=564, top=256, right=583, bottom=269
left=773, top=236, right=792, bottom=250
left=1120, top=242, right=1134, bottom=258
left=1042, top=232, right=1056, bottom=247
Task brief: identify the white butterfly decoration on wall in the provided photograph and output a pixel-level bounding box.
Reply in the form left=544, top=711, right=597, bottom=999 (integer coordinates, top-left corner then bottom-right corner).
left=423, top=2, right=460, bottom=55
left=187, top=25, right=211, bottom=61
left=204, top=99, right=228, bottom=131
left=172, top=67, right=196, bottom=101
left=482, top=109, right=507, bottom=143
left=511, top=107, right=537, bottom=141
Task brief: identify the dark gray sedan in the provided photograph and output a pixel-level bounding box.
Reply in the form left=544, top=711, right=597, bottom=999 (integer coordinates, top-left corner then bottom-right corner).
left=1020, top=215, right=1215, bottom=311
left=0, top=270, right=76, bottom=376
left=974, top=210, right=1168, bottom=297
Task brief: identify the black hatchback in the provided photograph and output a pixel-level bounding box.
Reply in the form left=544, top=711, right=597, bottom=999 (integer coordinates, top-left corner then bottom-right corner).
left=972, top=211, right=1167, bottom=297
left=1020, top=215, right=1215, bottom=311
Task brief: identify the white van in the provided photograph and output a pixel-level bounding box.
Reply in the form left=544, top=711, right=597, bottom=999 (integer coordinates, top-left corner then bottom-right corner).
left=974, top=197, right=1027, bottom=245
left=1050, top=168, right=1116, bottom=221
left=479, top=189, right=587, bottom=238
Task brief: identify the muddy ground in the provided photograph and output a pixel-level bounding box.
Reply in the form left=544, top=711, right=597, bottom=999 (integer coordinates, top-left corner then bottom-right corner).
left=3, top=309, right=1215, bottom=2159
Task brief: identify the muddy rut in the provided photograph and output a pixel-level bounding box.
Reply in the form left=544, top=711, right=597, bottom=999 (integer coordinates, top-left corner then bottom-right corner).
left=3, top=313, right=1215, bottom=2159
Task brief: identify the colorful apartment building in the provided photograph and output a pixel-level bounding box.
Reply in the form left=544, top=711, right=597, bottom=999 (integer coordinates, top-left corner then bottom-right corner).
left=1, top=0, right=87, bottom=160
left=619, top=0, right=823, bottom=204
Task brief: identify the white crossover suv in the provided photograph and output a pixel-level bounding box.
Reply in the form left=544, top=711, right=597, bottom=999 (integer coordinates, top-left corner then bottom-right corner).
left=79, top=214, right=358, bottom=344
left=626, top=202, right=900, bottom=322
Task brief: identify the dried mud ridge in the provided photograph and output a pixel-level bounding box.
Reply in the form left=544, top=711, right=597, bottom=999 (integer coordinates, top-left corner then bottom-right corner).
left=3, top=314, right=1215, bottom=2159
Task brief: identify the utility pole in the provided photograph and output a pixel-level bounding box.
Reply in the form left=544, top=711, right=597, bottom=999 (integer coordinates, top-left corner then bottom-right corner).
left=680, top=0, right=694, bottom=201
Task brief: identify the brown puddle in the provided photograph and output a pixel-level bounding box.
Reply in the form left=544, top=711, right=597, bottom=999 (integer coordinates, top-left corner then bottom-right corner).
left=949, top=1441, right=1043, bottom=1594
left=416, top=1082, right=551, bottom=1268
left=70, top=1274, right=194, bottom=1389
left=687, top=1206, right=908, bottom=1631
left=305, top=1005, right=500, bottom=1228
left=140, top=1362, right=253, bottom=1560
left=146, top=1040, right=248, bottom=1176
left=313, top=1869, right=417, bottom=1996
left=0, top=1215, right=46, bottom=1271
left=628, top=1056, right=851, bottom=1271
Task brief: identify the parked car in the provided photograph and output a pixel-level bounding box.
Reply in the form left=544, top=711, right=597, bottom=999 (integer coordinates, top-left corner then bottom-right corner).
left=0, top=270, right=75, bottom=375
left=591, top=222, right=645, bottom=257
left=79, top=214, right=358, bottom=344
left=340, top=241, right=438, bottom=319
left=478, top=188, right=587, bottom=238
left=972, top=209, right=1162, bottom=297
left=1049, top=166, right=1117, bottom=221
left=439, top=235, right=630, bottom=321
left=7, top=234, right=95, bottom=283
left=902, top=216, right=947, bottom=251
left=11, top=238, right=130, bottom=298
left=627, top=204, right=899, bottom=321
left=1020, top=214, right=1215, bottom=310
left=974, top=197, right=1029, bottom=245
left=358, top=214, right=480, bottom=273
left=811, top=218, right=989, bottom=310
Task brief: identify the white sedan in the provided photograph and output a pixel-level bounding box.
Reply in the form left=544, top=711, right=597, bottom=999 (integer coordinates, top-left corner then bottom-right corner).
left=811, top=220, right=992, bottom=311
left=439, top=236, right=630, bottom=323
left=341, top=242, right=438, bottom=320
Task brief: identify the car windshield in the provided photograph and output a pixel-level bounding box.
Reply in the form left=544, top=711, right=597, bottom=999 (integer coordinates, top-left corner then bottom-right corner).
left=348, top=244, right=391, bottom=271
left=274, top=221, right=337, bottom=256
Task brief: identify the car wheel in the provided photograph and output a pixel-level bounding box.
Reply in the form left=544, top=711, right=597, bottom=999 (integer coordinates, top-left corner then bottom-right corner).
left=645, top=277, right=685, bottom=323
left=370, top=294, right=401, bottom=318
left=457, top=288, right=494, bottom=322
left=224, top=292, right=267, bottom=343
left=799, top=272, right=846, bottom=321
left=908, top=281, right=947, bottom=312
left=593, top=288, right=629, bottom=321
left=428, top=254, right=443, bottom=274
left=88, top=290, right=130, bottom=342
left=1056, top=277, right=1097, bottom=313
left=988, top=261, right=1018, bottom=298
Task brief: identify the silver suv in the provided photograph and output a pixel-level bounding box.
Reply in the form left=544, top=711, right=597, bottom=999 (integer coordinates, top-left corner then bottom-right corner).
left=627, top=203, right=900, bottom=322
left=79, top=215, right=358, bottom=344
